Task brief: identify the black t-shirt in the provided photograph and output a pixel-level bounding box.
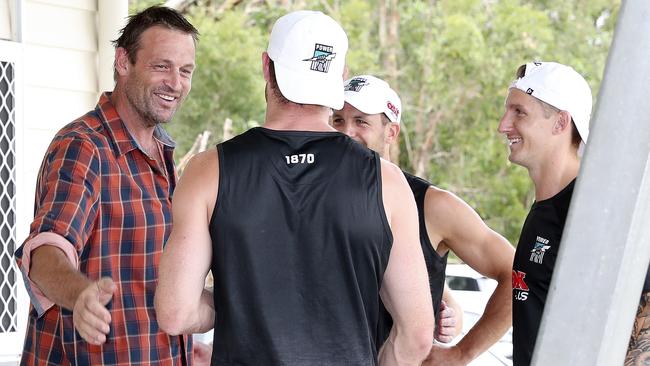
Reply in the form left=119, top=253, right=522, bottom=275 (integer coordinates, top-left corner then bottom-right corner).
left=512, top=180, right=575, bottom=366
left=376, top=172, right=448, bottom=348
left=209, top=127, right=392, bottom=365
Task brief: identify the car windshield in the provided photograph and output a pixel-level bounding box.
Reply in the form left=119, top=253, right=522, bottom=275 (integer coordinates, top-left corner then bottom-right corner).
left=447, top=275, right=480, bottom=291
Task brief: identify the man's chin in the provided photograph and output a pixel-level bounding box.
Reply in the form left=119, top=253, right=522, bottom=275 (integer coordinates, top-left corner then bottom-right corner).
left=508, top=154, right=527, bottom=168
left=151, top=109, right=177, bottom=125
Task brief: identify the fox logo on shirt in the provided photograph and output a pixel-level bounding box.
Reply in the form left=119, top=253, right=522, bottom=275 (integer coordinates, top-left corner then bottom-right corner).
left=513, top=270, right=529, bottom=301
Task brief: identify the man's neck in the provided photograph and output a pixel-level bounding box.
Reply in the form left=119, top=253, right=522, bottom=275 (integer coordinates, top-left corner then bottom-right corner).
left=380, top=147, right=391, bottom=161
left=263, top=100, right=335, bottom=132
left=110, top=88, right=157, bottom=148
left=529, top=153, right=580, bottom=201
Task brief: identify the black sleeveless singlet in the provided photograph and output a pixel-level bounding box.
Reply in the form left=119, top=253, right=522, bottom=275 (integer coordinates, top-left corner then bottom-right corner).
left=209, top=128, right=392, bottom=365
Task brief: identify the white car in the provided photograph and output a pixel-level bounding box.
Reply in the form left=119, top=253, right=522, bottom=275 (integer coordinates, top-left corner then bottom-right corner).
left=457, top=310, right=513, bottom=366
left=446, top=263, right=497, bottom=293
left=446, top=263, right=497, bottom=314
left=445, top=263, right=513, bottom=366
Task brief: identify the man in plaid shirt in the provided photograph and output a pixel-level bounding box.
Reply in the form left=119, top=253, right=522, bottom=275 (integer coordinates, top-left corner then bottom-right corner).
left=14, top=6, right=200, bottom=365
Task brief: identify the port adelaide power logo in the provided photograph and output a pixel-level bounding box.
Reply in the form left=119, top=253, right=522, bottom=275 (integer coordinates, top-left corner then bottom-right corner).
left=303, top=43, right=336, bottom=73
left=529, top=236, right=551, bottom=264
left=345, top=77, right=369, bottom=92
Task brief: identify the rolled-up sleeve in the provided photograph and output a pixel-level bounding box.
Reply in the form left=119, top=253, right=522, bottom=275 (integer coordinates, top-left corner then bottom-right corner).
left=14, top=135, right=101, bottom=316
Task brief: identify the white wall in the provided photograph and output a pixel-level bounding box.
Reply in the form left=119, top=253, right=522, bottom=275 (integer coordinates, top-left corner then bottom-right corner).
left=0, top=0, right=127, bottom=362
left=0, top=0, right=12, bottom=40
left=21, top=0, right=99, bottom=178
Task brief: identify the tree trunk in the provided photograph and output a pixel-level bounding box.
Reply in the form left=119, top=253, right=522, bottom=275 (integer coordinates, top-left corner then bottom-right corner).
left=378, top=0, right=401, bottom=163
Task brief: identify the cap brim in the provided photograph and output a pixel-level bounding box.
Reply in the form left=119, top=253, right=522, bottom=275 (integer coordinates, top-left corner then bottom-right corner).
left=274, top=61, right=344, bottom=110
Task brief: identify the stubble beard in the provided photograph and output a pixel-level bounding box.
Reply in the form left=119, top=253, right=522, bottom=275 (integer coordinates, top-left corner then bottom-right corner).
left=125, top=78, right=178, bottom=128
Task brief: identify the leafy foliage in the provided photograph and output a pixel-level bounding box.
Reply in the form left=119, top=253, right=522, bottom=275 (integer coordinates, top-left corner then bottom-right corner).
left=129, top=0, right=620, bottom=245
left=167, top=8, right=267, bottom=151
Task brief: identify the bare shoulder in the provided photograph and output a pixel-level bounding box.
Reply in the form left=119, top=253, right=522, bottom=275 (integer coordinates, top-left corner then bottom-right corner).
left=183, top=149, right=219, bottom=175
left=379, top=159, right=411, bottom=202
left=179, top=149, right=219, bottom=186
left=424, top=186, right=482, bottom=223
left=176, top=149, right=220, bottom=215
left=379, top=158, right=414, bottom=224
left=379, top=157, right=405, bottom=184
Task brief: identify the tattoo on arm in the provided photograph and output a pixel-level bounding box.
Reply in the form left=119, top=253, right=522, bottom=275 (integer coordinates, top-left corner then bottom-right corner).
left=625, top=292, right=650, bottom=366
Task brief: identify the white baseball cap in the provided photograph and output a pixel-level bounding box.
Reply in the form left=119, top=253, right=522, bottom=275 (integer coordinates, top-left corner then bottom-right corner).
left=267, top=10, right=348, bottom=110
left=511, top=61, right=593, bottom=142
left=343, top=75, right=402, bottom=124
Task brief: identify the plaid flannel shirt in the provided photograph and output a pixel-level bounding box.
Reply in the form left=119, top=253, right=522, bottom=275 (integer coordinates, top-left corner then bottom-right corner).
left=14, top=93, right=193, bottom=365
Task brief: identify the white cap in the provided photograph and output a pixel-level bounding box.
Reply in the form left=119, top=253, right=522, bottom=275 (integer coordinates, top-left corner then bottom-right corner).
left=511, top=61, right=593, bottom=142
left=267, top=10, right=348, bottom=109
left=343, top=75, right=402, bottom=124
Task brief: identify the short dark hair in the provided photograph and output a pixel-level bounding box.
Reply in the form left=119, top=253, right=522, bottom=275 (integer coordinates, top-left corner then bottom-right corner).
left=515, top=63, right=527, bottom=79
left=515, top=64, right=581, bottom=147
left=380, top=113, right=392, bottom=125
left=112, top=6, right=199, bottom=77
left=268, top=60, right=291, bottom=105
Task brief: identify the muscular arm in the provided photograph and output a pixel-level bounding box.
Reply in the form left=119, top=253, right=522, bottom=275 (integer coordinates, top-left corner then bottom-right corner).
left=378, top=160, right=434, bottom=366
left=31, top=246, right=92, bottom=311
left=155, top=150, right=218, bottom=335
left=20, top=136, right=116, bottom=345
left=424, top=187, right=514, bottom=365
left=31, top=246, right=117, bottom=344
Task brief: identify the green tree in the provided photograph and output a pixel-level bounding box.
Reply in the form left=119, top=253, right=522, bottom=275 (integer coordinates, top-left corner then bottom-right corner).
left=127, top=0, right=620, bottom=245
left=167, top=8, right=267, bottom=154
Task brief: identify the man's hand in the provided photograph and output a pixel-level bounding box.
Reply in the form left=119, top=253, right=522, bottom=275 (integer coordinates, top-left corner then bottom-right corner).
left=72, top=277, right=116, bottom=345
left=423, top=343, right=466, bottom=366
left=435, top=300, right=458, bottom=343
left=193, top=341, right=213, bottom=365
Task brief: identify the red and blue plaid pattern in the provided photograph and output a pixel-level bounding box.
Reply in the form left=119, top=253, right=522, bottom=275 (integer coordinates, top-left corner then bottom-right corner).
left=15, top=93, right=192, bottom=365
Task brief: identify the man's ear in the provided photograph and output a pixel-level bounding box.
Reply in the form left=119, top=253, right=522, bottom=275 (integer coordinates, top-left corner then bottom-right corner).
left=262, top=52, right=271, bottom=83
left=115, top=47, right=130, bottom=77
left=552, top=110, right=572, bottom=136
left=386, top=122, right=401, bottom=144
